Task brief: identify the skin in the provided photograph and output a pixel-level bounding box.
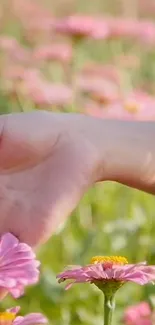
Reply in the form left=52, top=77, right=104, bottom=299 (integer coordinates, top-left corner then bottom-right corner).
left=0, top=110, right=155, bottom=247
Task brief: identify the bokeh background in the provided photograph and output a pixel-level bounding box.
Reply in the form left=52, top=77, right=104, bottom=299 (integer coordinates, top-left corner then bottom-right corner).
left=1, top=0, right=155, bottom=324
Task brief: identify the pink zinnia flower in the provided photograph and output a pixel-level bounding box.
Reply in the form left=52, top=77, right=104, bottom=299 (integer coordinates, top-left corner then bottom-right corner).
left=123, top=302, right=151, bottom=325
left=12, top=0, right=54, bottom=44
left=12, top=0, right=53, bottom=32
left=0, top=233, right=40, bottom=299
left=136, top=21, right=155, bottom=46
left=3, top=65, right=73, bottom=107
left=53, top=15, right=109, bottom=40
left=81, top=63, right=120, bottom=84
left=85, top=90, right=155, bottom=121
left=26, top=82, right=73, bottom=107
left=0, top=36, right=30, bottom=64
left=0, top=37, right=19, bottom=52
left=107, top=18, right=140, bottom=40
left=33, top=43, right=72, bottom=64
left=84, top=102, right=134, bottom=120
left=78, top=76, right=120, bottom=105
left=107, top=17, right=155, bottom=45
left=57, top=256, right=155, bottom=292
left=123, top=90, right=155, bottom=121
left=0, top=306, right=47, bottom=325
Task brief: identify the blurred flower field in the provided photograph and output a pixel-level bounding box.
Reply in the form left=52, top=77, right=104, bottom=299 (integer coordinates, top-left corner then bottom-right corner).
left=1, top=0, right=155, bottom=324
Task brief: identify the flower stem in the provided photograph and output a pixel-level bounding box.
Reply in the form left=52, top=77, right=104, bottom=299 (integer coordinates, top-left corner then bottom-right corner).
left=104, top=294, right=115, bottom=325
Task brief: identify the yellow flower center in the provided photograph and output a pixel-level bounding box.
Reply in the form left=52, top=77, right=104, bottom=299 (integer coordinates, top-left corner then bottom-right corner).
left=124, top=101, right=138, bottom=113
left=91, top=255, right=128, bottom=265
left=0, top=312, right=15, bottom=322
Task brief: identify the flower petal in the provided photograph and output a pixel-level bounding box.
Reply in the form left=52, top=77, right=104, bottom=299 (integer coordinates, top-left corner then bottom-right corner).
left=13, top=314, right=48, bottom=325
left=0, top=233, right=40, bottom=299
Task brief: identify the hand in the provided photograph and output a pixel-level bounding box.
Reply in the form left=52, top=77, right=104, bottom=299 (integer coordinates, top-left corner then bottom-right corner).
left=0, top=111, right=155, bottom=247
left=0, top=111, right=103, bottom=246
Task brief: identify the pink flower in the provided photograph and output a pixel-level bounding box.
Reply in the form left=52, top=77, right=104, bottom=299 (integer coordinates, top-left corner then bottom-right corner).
left=53, top=15, right=109, bottom=40
left=107, top=18, right=155, bottom=45
left=107, top=18, right=140, bottom=40
left=3, top=66, right=73, bottom=107
left=82, top=63, right=120, bottom=84
left=0, top=306, right=48, bottom=325
left=135, top=21, right=155, bottom=45
left=12, top=0, right=54, bottom=44
left=0, top=37, right=19, bottom=52
left=108, top=20, right=154, bottom=46
left=33, top=43, right=72, bottom=64
left=25, top=82, right=73, bottom=107
left=0, top=36, right=30, bottom=64
left=78, top=76, right=120, bottom=105
left=123, top=302, right=151, bottom=325
left=57, top=256, right=155, bottom=291
left=0, top=233, right=40, bottom=299
left=84, top=102, right=134, bottom=120
left=10, top=69, right=73, bottom=107
left=12, top=0, right=53, bottom=32
left=84, top=90, right=155, bottom=121
left=123, top=90, right=155, bottom=121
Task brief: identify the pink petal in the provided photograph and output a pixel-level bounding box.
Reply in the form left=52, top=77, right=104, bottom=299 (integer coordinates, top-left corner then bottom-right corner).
left=13, top=314, right=48, bottom=325
left=0, top=233, right=40, bottom=298
left=0, top=233, right=18, bottom=255
left=7, top=307, right=21, bottom=314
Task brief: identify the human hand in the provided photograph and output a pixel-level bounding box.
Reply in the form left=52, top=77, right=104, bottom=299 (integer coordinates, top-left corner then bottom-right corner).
left=0, top=111, right=154, bottom=247
left=0, top=111, right=104, bottom=246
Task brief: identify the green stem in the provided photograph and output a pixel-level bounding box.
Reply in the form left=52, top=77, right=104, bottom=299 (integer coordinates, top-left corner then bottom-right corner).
left=104, top=294, right=115, bottom=325
left=65, top=37, right=82, bottom=112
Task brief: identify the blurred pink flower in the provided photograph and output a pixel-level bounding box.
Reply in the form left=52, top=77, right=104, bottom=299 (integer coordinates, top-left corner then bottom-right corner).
left=53, top=15, right=110, bottom=40
left=123, top=90, right=155, bottom=120
left=0, top=36, right=31, bottom=63
left=57, top=256, right=155, bottom=290
left=107, top=18, right=140, bottom=39
left=33, top=43, right=72, bottom=64
left=24, top=81, right=73, bottom=107
left=0, top=306, right=47, bottom=325
left=12, top=0, right=54, bottom=44
left=0, top=233, right=40, bottom=299
left=90, top=19, right=111, bottom=39
left=53, top=15, right=155, bottom=44
left=78, top=75, right=120, bottom=105
left=85, top=90, right=155, bottom=121
left=84, top=101, right=134, bottom=120
left=23, top=17, right=54, bottom=35
left=107, top=18, right=155, bottom=44
left=136, top=21, right=155, bottom=45
left=12, top=0, right=53, bottom=30
left=2, top=65, right=29, bottom=82
left=123, top=302, right=151, bottom=325
left=2, top=66, right=73, bottom=107
left=81, top=63, right=120, bottom=84
left=0, top=37, right=18, bottom=51
left=2, top=67, right=42, bottom=95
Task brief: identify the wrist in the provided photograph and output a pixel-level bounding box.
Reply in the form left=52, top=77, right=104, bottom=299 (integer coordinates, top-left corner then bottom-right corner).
left=88, top=117, right=155, bottom=193
left=56, top=112, right=155, bottom=194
